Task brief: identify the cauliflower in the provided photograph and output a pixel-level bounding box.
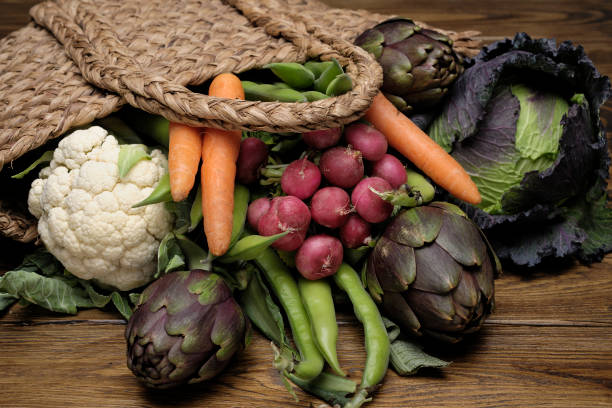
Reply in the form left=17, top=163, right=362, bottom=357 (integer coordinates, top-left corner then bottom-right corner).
left=27, top=126, right=174, bottom=291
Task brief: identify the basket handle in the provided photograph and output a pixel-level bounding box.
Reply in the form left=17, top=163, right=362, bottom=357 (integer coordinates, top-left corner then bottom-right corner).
left=30, top=0, right=383, bottom=132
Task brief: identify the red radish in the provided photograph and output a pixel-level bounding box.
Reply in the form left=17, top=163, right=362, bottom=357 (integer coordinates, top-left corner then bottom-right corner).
left=339, top=214, right=372, bottom=249
left=319, top=146, right=364, bottom=189
left=247, top=197, right=271, bottom=230
left=302, top=128, right=342, bottom=150
left=310, top=186, right=352, bottom=228
left=237, top=137, right=269, bottom=185
left=296, top=234, right=344, bottom=280
left=344, top=123, right=388, bottom=161
left=257, top=195, right=311, bottom=251
left=370, top=154, right=407, bottom=188
left=280, top=158, right=321, bottom=199
left=351, top=177, right=394, bottom=223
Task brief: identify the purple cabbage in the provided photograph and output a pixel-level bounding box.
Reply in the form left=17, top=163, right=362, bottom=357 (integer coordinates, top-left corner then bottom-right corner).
left=427, top=33, right=612, bottom=266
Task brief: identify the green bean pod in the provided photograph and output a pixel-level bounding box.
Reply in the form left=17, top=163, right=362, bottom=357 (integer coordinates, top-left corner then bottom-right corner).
left=333, top=263, right=390, bottom=390
left=325, top=73, right=353, bottom=96
left=254, top=248, right=324, bottom=381
left=314, top=58, right=343, bottom=93
left=242, top=81, right=307, bottom=102
left=304, top=60, right=334, bottom=79
left=264, top=62, right=315, bottom=89
left=298, top=277, right=345, bottom=376
left=405, top=169, right=435, bottom=203
left=302, top=90, right=329, bottom=101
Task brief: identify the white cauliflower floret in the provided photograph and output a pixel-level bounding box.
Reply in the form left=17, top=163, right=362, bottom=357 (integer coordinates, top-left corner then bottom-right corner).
left=27, top=126, right=173, bottom=291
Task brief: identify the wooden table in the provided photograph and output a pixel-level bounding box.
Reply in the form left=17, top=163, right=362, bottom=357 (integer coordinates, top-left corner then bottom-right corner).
left=1, top=1, right=611, bottom=407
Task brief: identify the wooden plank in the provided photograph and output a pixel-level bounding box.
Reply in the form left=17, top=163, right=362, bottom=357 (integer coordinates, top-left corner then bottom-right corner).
left=1, top=262, right=610, bottom=407
left=1, top=315, right=610, bottom=407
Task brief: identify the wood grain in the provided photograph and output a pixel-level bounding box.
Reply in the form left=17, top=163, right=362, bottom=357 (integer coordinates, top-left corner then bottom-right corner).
left=1, top=1, right=611, bottom=408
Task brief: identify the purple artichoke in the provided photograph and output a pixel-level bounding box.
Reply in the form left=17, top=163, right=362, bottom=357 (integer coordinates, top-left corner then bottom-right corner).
left=366, top=202, right=500, bottom=343
left=125, top=269, right=247, bottom=388
left=355, top=18, right=464, bottom=113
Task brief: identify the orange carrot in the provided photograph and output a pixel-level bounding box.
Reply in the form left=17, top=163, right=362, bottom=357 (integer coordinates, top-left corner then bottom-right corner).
left=168, top=122, right=202, bottom=202
left=201, top=73, right=245, bottom=256
left=365, top=92, right=481, bottom=205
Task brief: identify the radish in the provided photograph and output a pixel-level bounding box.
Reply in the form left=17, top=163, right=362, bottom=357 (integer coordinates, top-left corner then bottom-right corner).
left=237, top=137, right=269, bottom=185
left=280, top=158, right=321, bottom=199
left=247, top=197, right=271, bottom=230
left=344, top=123, right=388, bottom=161
left=319, top=146, right=364, bottom=189
left=339, top=214, right=372, bottom=249
left=257, top=195, right=311, bottom=251
left=351, top=177, right=394, bottom=223
left=310, top=186, right=352, bottom=228
left=370, top=154, right=407, bottom=188
left=295, top=234, right=344, bottom=280
left=302, top=128, right=342, bottom=150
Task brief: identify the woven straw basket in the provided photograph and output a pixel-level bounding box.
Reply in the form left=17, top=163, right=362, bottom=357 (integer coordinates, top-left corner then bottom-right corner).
left=0, top=0, right=481, bottom=243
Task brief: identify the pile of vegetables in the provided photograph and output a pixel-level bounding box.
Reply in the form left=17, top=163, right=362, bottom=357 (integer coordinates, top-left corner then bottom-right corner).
left=0, top=17, right=610, bottom=408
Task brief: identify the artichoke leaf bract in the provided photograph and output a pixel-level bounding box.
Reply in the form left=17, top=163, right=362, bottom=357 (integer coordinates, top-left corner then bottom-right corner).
left=427, top=32, right=612, bottom=266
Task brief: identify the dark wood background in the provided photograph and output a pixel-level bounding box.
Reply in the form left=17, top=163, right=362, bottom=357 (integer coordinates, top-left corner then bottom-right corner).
left=1, top=1, right=611, bottom=407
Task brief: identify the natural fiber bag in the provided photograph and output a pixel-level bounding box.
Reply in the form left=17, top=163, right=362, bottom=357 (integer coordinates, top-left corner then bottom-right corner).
left=0, top=0, right=480, bottom=242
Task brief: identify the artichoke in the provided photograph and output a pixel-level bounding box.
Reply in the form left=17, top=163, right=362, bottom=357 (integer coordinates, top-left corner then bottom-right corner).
left=125, top=269, right=248, bottom=388
left=366, top=202, right=500, bottom=343
left=355, top=18, right=464, bottom=113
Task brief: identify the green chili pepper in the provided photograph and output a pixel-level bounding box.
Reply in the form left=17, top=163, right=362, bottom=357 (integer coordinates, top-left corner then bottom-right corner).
left=333, top=263, right=390, bottom=390
left=254, top=248, right=324, bottom=381
left=264, top=62, right=315, bottom=89
left=298, top=277, right=345, bottom=376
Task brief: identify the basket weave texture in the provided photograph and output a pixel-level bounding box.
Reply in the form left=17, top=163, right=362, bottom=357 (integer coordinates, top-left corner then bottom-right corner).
left=0, top=0, right=481, bottom=242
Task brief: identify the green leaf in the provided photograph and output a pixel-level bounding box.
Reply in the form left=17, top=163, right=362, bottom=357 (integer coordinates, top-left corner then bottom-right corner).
left=128, top=292, right=142, bottom=306
left=219, top=231, right=289, bottom=264
left=0, top=293, right=18, bottom=311
left=156, top=232, right=186, bottom=278
left=189, top=184, right=203, bottom=232
left=344, top=245, right=372, bottom=268
left=383, top=317, right=450, bottom=375
left=111, top=292, right=133, bottom=320
left=238, top=268, right=293, bottom=352
left=230, top=184, right=250, bottom=247
left=82, top=282, right=112, bottom=308
left=0, top=270, right=94, bottom=314
left=132, top=172, right=171, bottom=208
left=118, top=144, right=151, bottom=179
left=175, top=234, right=211, bottom=270
left=11, top=150, right=54, bottom=179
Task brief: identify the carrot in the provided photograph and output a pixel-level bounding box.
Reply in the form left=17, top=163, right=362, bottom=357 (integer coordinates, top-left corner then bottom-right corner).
left=168, top=122, right=202, bottom=202
left=364, top=92, right=481, bottom=205
left=201, top=73, right=245, bottom=256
